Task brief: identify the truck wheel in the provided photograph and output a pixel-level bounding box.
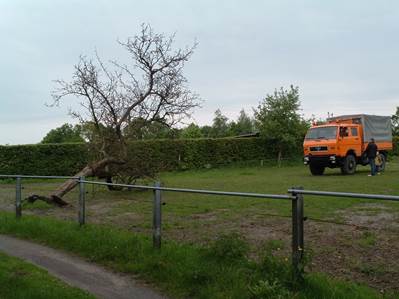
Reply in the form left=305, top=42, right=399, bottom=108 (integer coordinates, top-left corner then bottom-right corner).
left=309, top=163, right=325, bottom=175
left=377, top=153, right=386, bottom=172
left=341, top=155, right=356, bottom=175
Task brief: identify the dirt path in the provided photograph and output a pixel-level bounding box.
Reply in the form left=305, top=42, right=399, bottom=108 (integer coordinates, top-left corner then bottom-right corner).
left=0, top=235, right=168, bottom=299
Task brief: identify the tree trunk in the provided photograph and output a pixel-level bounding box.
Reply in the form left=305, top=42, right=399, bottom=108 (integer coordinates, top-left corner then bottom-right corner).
left=26, top=157, right=124, bottom=206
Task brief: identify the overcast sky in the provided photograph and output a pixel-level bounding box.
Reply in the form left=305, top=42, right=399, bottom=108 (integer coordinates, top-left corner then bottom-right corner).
left=1, top=0, right=398, bottom=144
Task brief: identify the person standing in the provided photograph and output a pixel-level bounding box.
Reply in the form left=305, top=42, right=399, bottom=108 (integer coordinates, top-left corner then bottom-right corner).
left=365, top=138, right=378, bottom=176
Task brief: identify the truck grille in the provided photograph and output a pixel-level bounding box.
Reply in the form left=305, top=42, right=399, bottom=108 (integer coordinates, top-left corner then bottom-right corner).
left=310, top=146, right=328, bottom=151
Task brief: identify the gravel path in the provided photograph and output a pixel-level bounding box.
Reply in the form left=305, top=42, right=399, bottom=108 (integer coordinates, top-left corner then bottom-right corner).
left=0, top=235, right=168, bottom=299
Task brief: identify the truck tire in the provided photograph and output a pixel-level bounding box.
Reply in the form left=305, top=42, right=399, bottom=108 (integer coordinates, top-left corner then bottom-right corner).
left=309, top=163, right=325, bottom=175
left=377, top=153, right=386, bottom=172
left=341, top=155, right=356, bottom=175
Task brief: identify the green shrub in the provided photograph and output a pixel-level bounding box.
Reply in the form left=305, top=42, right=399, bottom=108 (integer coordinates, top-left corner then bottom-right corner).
left=0, top=143, right=88, bottom=176
left=1, top=136, right=397, bottom=176
left=0, top=138, right=297, bottom=176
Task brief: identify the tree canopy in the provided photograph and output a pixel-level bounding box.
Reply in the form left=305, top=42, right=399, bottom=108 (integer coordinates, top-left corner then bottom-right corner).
left=229, top=109, right=254, bottom=136
left=52, top=24, right=200, bottom=161
left=41, top=123, right=85, bottom=144
left=31, top=24, right=201, bottom=205
left=254, top=85, right=308, bottom=161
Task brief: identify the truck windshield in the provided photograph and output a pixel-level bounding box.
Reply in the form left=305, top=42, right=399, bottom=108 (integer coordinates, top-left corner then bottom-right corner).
left=305, top=126, right=337, bottom=140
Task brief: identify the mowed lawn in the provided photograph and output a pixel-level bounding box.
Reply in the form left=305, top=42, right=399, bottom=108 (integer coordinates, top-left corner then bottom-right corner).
left=0, top=158, right=399, bottom=293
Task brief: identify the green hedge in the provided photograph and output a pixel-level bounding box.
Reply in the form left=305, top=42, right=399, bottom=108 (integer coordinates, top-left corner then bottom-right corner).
left=0, top=138, right=291, bottom=176
left=0, top=143, right=89, bottom=176
left=2, top=137, right=397, bottom=176
left=123, top=137, right=291, bottom=173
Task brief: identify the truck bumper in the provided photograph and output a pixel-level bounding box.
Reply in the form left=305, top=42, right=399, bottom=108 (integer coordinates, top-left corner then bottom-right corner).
left=304, top=155, right=341, bottom=167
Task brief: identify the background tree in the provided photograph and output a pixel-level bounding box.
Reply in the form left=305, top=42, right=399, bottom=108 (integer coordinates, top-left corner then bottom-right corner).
left=254, top=86, right=308, bottom=165
left=124, top=118, right=179, bottom=140
left=41, top=123, right=85, bottom=143
left=30, top=24, right=200, bottom=206
left=392, top=107, right=399, bottom=137
left=211, top=109, right=230, bottom=137
left=200, top=125, right=212, bottom=138
left=180, top=123, right=203, bottom=138
left=229, top=109, right=254, bottom=136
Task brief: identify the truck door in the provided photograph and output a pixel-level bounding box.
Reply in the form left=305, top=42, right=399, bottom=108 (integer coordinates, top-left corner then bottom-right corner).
left=339, top=126, right=361, bottom=157
left=348, top=126, right=361, bottom=157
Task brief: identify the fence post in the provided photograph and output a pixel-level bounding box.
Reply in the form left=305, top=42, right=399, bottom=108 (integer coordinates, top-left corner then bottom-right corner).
left=290, top=186, right=304, bottom=283
left=78, top=176, right=86, bottom=226
left=15, top=177, right=22, bottom=219
left=153, top=181, right=162, bottom=249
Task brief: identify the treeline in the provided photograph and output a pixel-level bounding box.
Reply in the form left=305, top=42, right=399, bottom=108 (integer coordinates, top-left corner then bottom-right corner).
left=39, top=87, right=399, bottom=165
left=41, top=106, right=399, bottom=144
left=41, top=86, right=308, bottom=163
left=40, top=108, right=256, bottom=143
left=41, top=86, right=307, bottom=144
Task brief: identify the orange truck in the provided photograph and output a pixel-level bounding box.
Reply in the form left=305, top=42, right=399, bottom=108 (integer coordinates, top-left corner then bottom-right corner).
left=303, top=114, right=392, bottom=175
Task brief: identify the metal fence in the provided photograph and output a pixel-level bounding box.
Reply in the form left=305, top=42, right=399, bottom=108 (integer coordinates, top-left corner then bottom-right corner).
left=2, top=174, right=399, bottom=281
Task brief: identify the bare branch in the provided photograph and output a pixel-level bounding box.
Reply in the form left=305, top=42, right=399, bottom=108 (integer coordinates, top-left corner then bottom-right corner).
left=51, top=23, right=200, bottom=166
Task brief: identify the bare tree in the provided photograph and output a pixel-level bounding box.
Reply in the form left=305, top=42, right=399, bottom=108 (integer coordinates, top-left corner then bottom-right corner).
left=29, top=24, right=200, bottom=206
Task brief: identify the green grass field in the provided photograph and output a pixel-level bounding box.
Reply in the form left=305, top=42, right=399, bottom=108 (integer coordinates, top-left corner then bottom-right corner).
left=0, top=159, right=399, bottom=297
left=0, top=252, right=94, bottom=299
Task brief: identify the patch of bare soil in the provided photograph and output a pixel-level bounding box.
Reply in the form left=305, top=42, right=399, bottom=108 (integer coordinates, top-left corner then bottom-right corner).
left=306, top=221, right=399, bottom=293
left=341, top=203, right=399, bottom=230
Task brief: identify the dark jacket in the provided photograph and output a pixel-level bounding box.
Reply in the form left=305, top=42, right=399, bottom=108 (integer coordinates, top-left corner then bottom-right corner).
left=365, top=142, right=378, bottom=159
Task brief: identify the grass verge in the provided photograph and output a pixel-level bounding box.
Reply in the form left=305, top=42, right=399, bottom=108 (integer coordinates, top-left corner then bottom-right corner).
left=0, top=251, right=94, bottom=299
left=0, top=212, right=394, bottom=299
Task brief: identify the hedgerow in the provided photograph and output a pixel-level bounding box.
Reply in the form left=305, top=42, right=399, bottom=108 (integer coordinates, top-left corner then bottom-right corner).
left=0, top=143, right=89, bottom=176
left=0, top=138, right=297, bottom=176
left=1, top=137, right=397, bottom=176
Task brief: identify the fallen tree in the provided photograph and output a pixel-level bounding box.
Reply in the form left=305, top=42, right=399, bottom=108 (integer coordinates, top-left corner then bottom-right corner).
left=28, top=24, right=200, bottom=206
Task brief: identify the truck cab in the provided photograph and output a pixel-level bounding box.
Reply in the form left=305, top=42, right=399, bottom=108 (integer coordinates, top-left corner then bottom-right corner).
left=303, top=115, right=392, bottom=175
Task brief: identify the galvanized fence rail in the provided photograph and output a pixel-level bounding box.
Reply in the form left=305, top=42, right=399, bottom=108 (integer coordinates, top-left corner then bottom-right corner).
left=2, top=174, right=399, bottom=281
left=288, top=189, right=399, bottom=202
left=78, top=180, right=296, bottom=247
